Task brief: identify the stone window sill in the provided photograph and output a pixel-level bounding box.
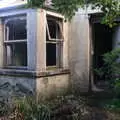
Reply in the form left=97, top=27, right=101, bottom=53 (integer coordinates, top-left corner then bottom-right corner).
left=0, top=68, right=70, bottom=78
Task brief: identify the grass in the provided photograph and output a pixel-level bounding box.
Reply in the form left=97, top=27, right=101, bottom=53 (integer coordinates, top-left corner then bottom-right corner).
left=0, top=94, right=120, bottom=120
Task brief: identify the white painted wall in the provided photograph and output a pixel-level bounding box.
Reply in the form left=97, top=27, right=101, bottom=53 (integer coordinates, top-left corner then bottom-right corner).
left=69, top=13, right=90, bottom=92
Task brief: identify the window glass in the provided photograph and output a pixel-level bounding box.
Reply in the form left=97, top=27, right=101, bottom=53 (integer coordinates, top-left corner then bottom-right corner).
left=6, top=43, right=27, bottom=66
left=47, top=17, right=63, bottom=40
left=46, top=43, right=56, bottom=66
left=5, top=18, right=27, bottom=40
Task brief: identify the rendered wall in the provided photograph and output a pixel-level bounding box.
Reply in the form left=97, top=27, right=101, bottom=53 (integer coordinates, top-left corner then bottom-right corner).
left=69, top=13, right=90, bottom=93
left=69, top=10, right=120, bottom=93
left=36, top=74, right=70, bottom=100
left=0, top=75, right=35, bottom=101
left=0, top=72, right=69, bottom=101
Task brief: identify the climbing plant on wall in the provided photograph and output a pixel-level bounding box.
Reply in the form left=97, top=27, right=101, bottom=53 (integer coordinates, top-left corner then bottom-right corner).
left=27, top=0, right=120, bottom=27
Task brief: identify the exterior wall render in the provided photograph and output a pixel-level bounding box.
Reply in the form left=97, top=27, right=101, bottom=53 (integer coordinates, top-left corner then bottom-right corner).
left=69, top=13, right=90, bottom=92
left=0, top=69, right=69, bottom=101
left=36, top=74, right=70, bottom=100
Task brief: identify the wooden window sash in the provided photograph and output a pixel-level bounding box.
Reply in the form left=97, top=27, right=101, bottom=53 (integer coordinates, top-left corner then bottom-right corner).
left=4, top=16, right=26, bottom=25
left=4, top=39, right=27, bottom=43
left=4, top=16, right=27, bottom=42
left=46, top=19, right=64, bottom=41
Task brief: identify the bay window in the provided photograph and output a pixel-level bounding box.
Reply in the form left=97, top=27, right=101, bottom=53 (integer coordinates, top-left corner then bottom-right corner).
left=4, top=15, right=27, bottom=68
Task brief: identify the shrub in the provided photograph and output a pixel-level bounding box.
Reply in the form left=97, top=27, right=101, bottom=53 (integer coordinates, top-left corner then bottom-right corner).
left=95, top=48, right=120, bottom=94
left=105, top=98, right=120, bottom=111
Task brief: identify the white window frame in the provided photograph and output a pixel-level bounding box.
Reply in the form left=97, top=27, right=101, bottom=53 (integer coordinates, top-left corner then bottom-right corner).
left=46, top=19, right=64, bottom=41
left=3, top=15, right=27, bottom=69
left=46, top=13, right=64, bottom=68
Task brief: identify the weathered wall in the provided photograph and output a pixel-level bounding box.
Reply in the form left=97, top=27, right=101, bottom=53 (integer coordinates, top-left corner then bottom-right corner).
left=0, top=70, right=69, bottom=101
left=0, top=75, right=35, bottom=101
left=36, top=74, right=70, bottom=100
left=0, top=74, right=70, bottom=101
left=69, top=13, right=90, bottom=93
left=63, top=21, right=69, bottom=69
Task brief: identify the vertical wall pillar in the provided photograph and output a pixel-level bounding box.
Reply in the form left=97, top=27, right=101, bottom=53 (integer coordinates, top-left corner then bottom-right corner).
left=69, top=13, right=90, bottom=92
left=27, top=10, right=37, bottom=70
left=63, top=21, right=69, bottom=69
left=0, top=19, right=4, bottom=68
left=36, top=9, right=46, bottom=72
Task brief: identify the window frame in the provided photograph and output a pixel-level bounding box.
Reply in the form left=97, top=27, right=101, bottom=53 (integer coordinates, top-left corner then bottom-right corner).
left=46, top=18, right=64, bottom=41
left=3, top=15, right=28, bottom=69
left=46, top=13, right=64, bottom=68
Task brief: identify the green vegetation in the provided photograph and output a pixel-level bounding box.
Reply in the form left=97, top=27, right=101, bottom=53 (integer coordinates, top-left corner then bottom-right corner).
left=12, top=97, right=51, bottom=120
left=27, top=0, right=120, bottom=27
left=105, top=98, right=120, bottom=111
left=95, top=48, right=120, bottom=90
left=0, top=97, right=51, bottom=120
left=0, top=95, right=120, bottom=120
left=94, top=48, right=120, bottom=112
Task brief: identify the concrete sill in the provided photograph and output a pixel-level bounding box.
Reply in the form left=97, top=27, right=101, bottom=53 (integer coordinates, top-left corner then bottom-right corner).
left=0, top=68, right=70, bottom=78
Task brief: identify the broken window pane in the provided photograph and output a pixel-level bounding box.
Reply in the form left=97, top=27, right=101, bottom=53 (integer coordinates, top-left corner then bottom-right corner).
left=6, top=43, right=27, bottom=66
left=4, top=15, right=27, bottom=68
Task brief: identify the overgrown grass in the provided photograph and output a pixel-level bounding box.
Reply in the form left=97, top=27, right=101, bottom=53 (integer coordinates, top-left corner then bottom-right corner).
left=0, top=95, right=87, bottom=120
left=0, top=94, right=120, bottom=120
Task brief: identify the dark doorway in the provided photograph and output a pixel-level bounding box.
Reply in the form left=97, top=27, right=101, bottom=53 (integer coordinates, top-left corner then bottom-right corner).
left=92, top=23, right=113, bottom=84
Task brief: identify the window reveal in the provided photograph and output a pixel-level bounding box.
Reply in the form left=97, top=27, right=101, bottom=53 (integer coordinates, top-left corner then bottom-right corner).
left=46, top=16, right=63, bottom=67
left=4, top=15, right=27, bottom=67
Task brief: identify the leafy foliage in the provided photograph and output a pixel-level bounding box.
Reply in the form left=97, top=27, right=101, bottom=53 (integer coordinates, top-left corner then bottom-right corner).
left=52, top=0, right=85, bottom=20
left=27, top=0, right=120, bottom=27
left=105, top=98, right=120, bottom=111
left=95, top=48, right=120, bottom=94
left=27, top=0, right=45, bottom=8
left=89, top=0, right=120, bottom=27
